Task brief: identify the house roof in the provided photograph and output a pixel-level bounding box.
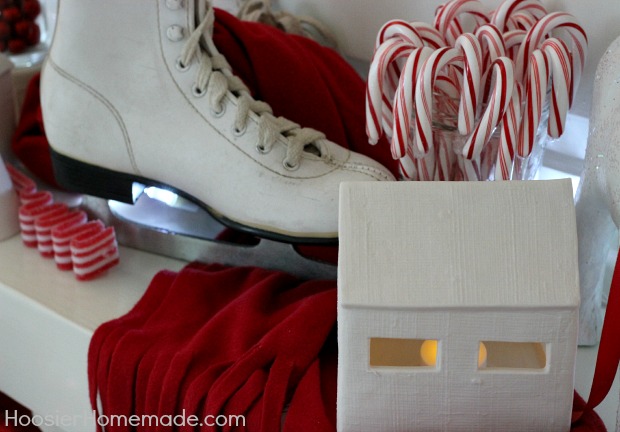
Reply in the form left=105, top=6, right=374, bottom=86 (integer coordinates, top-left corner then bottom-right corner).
left=338, top=179, right=580, bottom=309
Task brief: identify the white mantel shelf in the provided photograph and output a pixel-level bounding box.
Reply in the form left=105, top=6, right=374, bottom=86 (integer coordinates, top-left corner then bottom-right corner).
left=0, top=233, right=617, bottom=431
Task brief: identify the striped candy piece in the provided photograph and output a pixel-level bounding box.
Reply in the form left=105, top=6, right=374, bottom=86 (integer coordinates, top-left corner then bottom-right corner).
left=35, top=209, right=84, bottom=258
left=18, top=190, right=52, bottom=207
left=52, top=218, right=100, bottom=271
left=19, top=202, right=67, bottom=248
left=5, top=164, right=37, bottom=197
left=70, top=226, right=119, bottom=281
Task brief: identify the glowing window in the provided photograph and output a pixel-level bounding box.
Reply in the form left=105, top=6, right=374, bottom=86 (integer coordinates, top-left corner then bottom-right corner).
left=369, top=338, right=439, bottom=368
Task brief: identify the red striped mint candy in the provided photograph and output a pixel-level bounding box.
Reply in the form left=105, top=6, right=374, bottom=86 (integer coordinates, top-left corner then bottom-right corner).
left=18, top=201, right=66, bottom=248
left=51, top=218, right=100, bottom=270
left=70, top=226, right=119, bottom=281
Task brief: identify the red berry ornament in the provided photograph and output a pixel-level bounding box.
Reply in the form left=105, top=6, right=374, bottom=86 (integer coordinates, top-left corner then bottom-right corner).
left=21, top=0, right=39, bottom=19
left=25, top=20, right=37, bottom=46
left=2, top=7, right=21, bottom=22
left=8, top=38, right=24, bottom=53
left=0, top=21, right=9, bottom=39
left=0, top=0, right=41, bottom=52
left=14, top=19, right=30, bottom=37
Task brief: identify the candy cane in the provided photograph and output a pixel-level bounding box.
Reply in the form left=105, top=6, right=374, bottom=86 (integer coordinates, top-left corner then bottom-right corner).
left=515, top=11, right=587, bottom=100
left=491, top=0, right=547, bottom=32
left=376, top=19, right=424, bottom=48
left=414, top=47, right=464, bottom=155
left=541, top=37, right=571, bottom=138
left=434, top=0, right=489, bottom=45
left=517, top=49, right=549, bottom=158
left=454, top=33, right=483, bottom=135
left=417, top=148, right=437, bottom=181
left=462, top=57, right=514, bottom=159
left=507, top=10, right=540, bottom=31
left=476, top=24, right=507, bottom=65
left=398, top=146, right=419, bottom=180
left=495, top=81, right=523, bottom=180
left=503, top=28, right=527, bottom=64
left=458, top=154, right=484, bottom=180
left=366, top=38, right=415, bottom=144
left=476, top=24, right=507, bottom=102
left=411, top=21, right=448, bottom=48
left=392, top=47, right=435, bottom=159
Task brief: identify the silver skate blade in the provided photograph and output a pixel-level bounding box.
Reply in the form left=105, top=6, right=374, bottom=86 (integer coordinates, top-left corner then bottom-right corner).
left=79, top=192, right=337, bottom=281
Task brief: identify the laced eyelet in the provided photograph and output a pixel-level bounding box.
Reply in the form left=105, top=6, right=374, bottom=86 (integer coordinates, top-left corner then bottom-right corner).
left=232, top=124, right=247, bottom=137
left=283, top=159, right=300, bottom=171
left=210, top=103, right=225, bottom=118
left=256, top=144, right=269, bottom=154
left=166, top=25, right=185, bottom=42
left=191, top=84, right=206, bottom=98
left=175, top=57, right=190, bottom=72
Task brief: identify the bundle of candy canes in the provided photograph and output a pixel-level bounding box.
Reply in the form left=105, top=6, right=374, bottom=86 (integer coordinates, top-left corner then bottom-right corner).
left=366, top=0, right=587, bottom=181
left=6, top=164, right=119, bottom=281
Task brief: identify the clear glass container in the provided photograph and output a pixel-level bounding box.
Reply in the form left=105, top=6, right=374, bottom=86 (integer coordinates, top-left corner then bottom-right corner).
left=6, top=0, right=56, bottom=69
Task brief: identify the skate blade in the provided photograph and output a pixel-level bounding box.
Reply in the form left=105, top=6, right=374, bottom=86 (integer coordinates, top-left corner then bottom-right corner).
left=79, top=190, right=337, bottom=280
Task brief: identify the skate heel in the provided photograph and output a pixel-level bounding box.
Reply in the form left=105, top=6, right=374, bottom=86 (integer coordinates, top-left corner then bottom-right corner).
left=50, top=147, right=137, bottom=204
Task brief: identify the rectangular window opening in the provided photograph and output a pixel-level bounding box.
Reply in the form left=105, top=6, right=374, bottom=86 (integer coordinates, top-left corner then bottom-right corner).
left=479, top=341, right=547, bottom=370
left=369, top=337, right=439, bottom=368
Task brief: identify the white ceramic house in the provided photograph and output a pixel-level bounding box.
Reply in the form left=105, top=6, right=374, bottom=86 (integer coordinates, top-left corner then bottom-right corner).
left=337, top=180, right=580, bottom=432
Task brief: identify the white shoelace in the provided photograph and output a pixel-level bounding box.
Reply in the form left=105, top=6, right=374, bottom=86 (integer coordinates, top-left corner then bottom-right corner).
left=179, top=0, right=327, bottom=169
left=236, top=0, right=339, bottom=51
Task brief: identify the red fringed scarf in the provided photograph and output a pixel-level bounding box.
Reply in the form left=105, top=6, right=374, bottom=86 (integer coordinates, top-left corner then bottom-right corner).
left=88, top=263, right=337, bottom=432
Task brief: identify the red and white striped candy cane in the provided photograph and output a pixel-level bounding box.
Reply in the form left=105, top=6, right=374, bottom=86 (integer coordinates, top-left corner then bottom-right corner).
left=434, top=0, right=489, bottom=45
left=397, top=144, right=419, bottom=180
left=411, top=21, right=448, bottom=48
left=454, top=33, right=483, bottom=135
left=366, top=38, right=415, bottom=144
left=462, top=57, right=514, bottom=159
left=515, top=11, right=587, bottom=100
left=495, top=81, right=523, bottom=180
left=476, top=24, right=507, bottom=66
left=392, top=47, right=435, bottom=159
left=507, top=10, right=540, bottom=31
left=414, top=47, right=464, bottom=155
left=517, top=49, right=549, bottom=158
left=541, top=37, right=571, bottom=138
left=417, top=147, right=437, bottom=181
left=476, top=24, right=507, bottom=103
left=376, top=19, right=424, bottom=48
left=503, top=29, right=527, bottom=64
left=491, top=0, right=547, bottom=32
left=458, top=154, right=484, bottom=181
